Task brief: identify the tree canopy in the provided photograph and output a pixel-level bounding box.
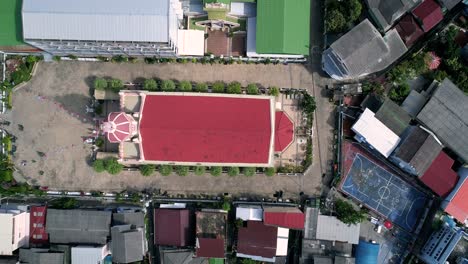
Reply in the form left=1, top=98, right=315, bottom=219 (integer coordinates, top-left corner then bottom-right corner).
left=140, top=164, right=155, bottom=176
left=143, top=79, right=157, bottom=90
left=335, top=199, right=366, bottom=225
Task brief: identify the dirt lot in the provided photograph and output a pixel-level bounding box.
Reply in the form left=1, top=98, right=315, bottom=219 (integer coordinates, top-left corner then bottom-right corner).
left=8, top=61, right=322, bottom=197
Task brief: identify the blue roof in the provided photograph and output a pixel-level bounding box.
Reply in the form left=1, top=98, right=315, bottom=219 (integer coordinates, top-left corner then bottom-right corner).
left=356, top=241, right=380, bottom=264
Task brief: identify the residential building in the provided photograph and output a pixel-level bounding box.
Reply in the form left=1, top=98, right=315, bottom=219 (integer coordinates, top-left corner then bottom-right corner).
left=322, top=19, right=407, bottom=80
left=29, top=206, right=48, bottom=245
left=159, top=248, right=208, bottom=264
left=111, top=225, right=145, bottom=263
left=45, top=209, right=111, bottom=244
left=442, top=167, right=468, bottom=225
left=419, top=225, right=467, bottom=264
left=263, top=206, right=305, bottom=230
left=315, top=215, right=360, bottom=244
left=195, top=210, right=227, bottom=259
left=412, top=0, right=443, bottom=32
left=394, top=14, right=425, bottom=47
left=419, top=151, right=459, bottom=197
left=71, top=245, right=109, bottom=264
left=351, top=108, right=401, bottom=158
left=21, top=0, right=183, bottom=57
left=416, top=78, right=468, bottom=162
left=374, top=99, right=411, bottom=137
left=355, top=241, right=379, bottom=264
left=19, top=248, right=64, bottom=264
left=439, top=0, right=462, bottom=9
left=0, top=207, right=30, bottom=255
left=154, top=209, right=193, bottom=247
left=365, top=0, right=420, bottom=31
left=236, top=206, right=263, bottom=221
left=113, top=211, right=145, bottom=228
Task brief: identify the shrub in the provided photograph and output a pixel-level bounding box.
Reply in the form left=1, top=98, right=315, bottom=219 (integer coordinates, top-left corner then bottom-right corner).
left=269, top=86, right=280, bottom=97
left=243, top=167, right=256, bottom=176
left=222, top=201, right=231, bottom=211
left=161, top=80, right=176, bottom=91
left=178, top=81, right=192, bottom=92
left=301, top=93, right=316, bottom=114
left=212, top=82, right=225, bottom=93
left=194, top=166, right=206, bottom=176
left=53, top=56, right=61, bottom=62
left=210, top=166, right=222, bottom=176
left=94, top=78, right=108, bottom=90
left=194, top=82, right=208, bottom=93
left=140, top=165, right=156, bottom=176
left=227, top=82, right=242, bottom=94
left=105, top=158, right=123, bottom=175
left=175, top=166, right=189, bottom=176
left=265, top=167, right=275, bottom=176
left=159, top=165, right=173, bottom=176
left=68, top=54, right=78, bottom=60
left=143, top=79, right=157, bottom=91
left=144, top=57, right=157, bottom=64
left=227, top=167, right=240, bottom=176
left=111, top=55, right=128, bottom=63
left=95, top=137, right=104, bottom=148
left=108, top=79, right=124, bottom=93
left=97, top=56, right=108, bottom=62
left=128, top=57, right=137, bottom=63
left=246, top=84, right=259, bottom=95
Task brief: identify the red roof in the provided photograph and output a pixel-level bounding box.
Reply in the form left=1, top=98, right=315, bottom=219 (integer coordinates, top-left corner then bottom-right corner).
left=420, top=152, right=458, bottom=197
left=140, top=95, right=272, bottom=164
left=196, top=238, right=225, bottom=258
left=275, top=112, right=294, bottom=152
left=412, top=0, right=443, bottom=32
left=445, top=178, right=468, bottom=224
left=29, top=206, right=48, bottom=244
left=238, top=221, right=277, bottom=258
left=395, top=14, right=424, bottom=46
left=103, top=112, right=137, bottom=143
left=263, top=207, right=305, bottom=230
left=154, top=209, right=192, bottom=247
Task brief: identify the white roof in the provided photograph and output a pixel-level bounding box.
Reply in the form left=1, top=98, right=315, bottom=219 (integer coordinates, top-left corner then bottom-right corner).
left=316, top=215, right=360, bottom=244
left=230, top=2, right=256, bottom=17
left=177, top=30, right=205, bottom=56
left=22, top=0, right=173, bottom=42
left=236, top=207, right=263, bottom=221
left=0, top=214, right=14, bottom=255
left=352, top=108, right=400, bottom=157
left=71, top=245, right=108, bottom=264
left=276, top=227, right=289, bottom=256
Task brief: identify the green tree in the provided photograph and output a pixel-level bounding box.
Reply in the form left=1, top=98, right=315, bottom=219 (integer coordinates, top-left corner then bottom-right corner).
left=335, top=199, right=366, bottom=225
left=210, top=166, right=222, bottom=176
left=265, top=167, right=275, bottom=176
left=140, top=164, right=155, bottom=176
left=246, top=84, right=259, bottom=95
left=347, top=0, right=362, bottom=21
left=212, top=81, right=225, bottom=93
left=301, top=93, right=317, bottom=114
left=222, top=201, right=231, bottom=211
left=362, top=81, right=384, bottom=95
left=178, top=81, right=192, bottom=92
left=161, top=80, right=176, bottom=91
left=143, top=79, right=157, bottom=90
left=326, top=10, right=346, bottom=33
left=93, top=159, right=106, bottom=173
left=159, top=165, right=173, bottom=176
left=50, top=197, right=77, bottom=209
left=194, top=166, right=206, bottom=176
left=94, top=78, right=108, bottom=90
left=243, top=167, right=256, bottom=176
left=227, top=167, right=240, bottom=176
left=194, top=82, right=208, bottom=92
left=227, top=82, right=242, bottom=94
left=0, top=169, right=13, bottom=182
left=105, top=158, right=123, bottom=175
left=269, top=86, right=280, bottom=97
left=175, top=166, right=189, bottom=176
left=108, top=79, right=124, bottom=93
left=389, top=83, right=410, bottom=102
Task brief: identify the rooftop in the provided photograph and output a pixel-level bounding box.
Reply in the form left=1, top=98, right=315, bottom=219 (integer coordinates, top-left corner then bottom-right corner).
left=274, top=112, right=294, bottom=152
left=420, top=151, right=458, bottom=197
left=316, top=215, right=360, bottom=244
left=196, top=238, right=225, bottom=258
left=19, top=248, right=64, bottom=264
left=237, top=221, right=277, bottom=259
left=196, top=211, right=227, bottom=239
left=394, top=14, right=424, bottom=46
left=0, top=0, right=24, bottom=46
left=154, top=209, right=193, bottom=247
left=440, top=0, right=461, bottom=9
left=263, top=206, right=304, bottom=230
left=159, top=248, right=208, bottom=264
left=412, top=0, right=443, bottom=32
left=365, top=0, right=420, bottom=30
left=111, top=225, right=144, bottom=263
left=374, top=100, right=411, bottom=136
left=444, top=168, right=468, bottom=224
left=235, top=206, right=263, bottom=221
left=113, top=212, right=145, bottom=228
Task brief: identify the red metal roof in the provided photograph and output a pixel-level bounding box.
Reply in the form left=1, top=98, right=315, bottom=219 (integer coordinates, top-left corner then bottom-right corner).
left=154, top=209, right=192, bottom=247
left=445, top=178, right=468, bottom=223
left=103, top=112, right=137, bottom=143
left=29, top=206, right=48, bottom=244
left=412, top=0, right=443, bottom=32
left=196, top=238, right=225, bottom=258
left=275, top=111, right=294, bottom=152
left=238, top=221, right=277, bottom=258
left=263, top=207, right=305, bottom=230
left=395, top=14, right=424, bottom=46
left=420, top=152, right=458, bottom=197
left=140, top=95, right=272, bottom=164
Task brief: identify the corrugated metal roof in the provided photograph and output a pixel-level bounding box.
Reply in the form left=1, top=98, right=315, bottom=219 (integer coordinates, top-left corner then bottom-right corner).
left=375, top=100, right=411, bottom=136
left=420, top=151, right=458, bottom=197
left=154, top=209, right=193, bottom=247
left=111, top=226, right=144, bottom=263
left=263, top=207, right=304, bottom=230
left=22, top=0, right=171, bottom=42
left=71, top=246, right=107, bottom=264
left=235, top=207, right=263, bottom=221
left=355, top=241, right=379, bottom=264
left=316, top=215, right=360, bottom=244
left=113, top=212, right=144, bottom=228
left=237, top=221, right=277, bottom=258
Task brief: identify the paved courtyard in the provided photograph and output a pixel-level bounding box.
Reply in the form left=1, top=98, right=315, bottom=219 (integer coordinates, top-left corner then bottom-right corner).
left=4, top=61, right=333, bottom=197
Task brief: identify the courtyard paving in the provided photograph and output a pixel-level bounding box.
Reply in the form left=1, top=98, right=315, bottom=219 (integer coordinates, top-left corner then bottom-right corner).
left=6, top=61, right=332, bottom=198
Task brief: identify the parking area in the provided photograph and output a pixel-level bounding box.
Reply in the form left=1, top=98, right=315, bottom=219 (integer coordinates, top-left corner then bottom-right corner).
left=7, top=61, right=323, bottom=197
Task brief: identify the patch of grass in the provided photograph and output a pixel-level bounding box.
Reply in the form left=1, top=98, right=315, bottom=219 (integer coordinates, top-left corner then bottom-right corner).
left=188, top=16, right=207, bottom=31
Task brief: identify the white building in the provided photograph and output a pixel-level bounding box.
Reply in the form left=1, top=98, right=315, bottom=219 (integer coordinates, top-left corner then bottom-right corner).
left=316, top=215, right=360, bottom=244
left=236, top=206, right=263, bottom=221
left=0, top=209, right=30, bottom=255
left=71, top=245, right=109, bottom=264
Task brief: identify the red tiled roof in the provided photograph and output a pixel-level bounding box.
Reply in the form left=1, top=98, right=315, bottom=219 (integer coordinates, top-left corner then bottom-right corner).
left=412, top=0, right=443, bottom=32
left=238, top=221, right=277, bottom=258
left=29, top=206, right=48, bottom=244
left=420, top=152, right=458, bottom=197
left=103, top=112, right=136, bottom=143
left=196, top=238, right=225, bottom=258
left=445, top=178, right=468, bottom=223
left=395, top=14, right=424, bottom=46
left=275, top=112, right=294, bottom=152
left=154, top=209, right=192, bottom=247
left=140, top=95, right=272, bottom=164
left=263, top=207, right=304, bottom=230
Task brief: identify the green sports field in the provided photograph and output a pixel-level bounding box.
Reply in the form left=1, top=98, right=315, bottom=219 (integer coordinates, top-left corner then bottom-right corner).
left=0, top=0, right=24, bottom=46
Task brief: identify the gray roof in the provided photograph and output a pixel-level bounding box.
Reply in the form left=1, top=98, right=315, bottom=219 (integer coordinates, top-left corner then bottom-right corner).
left=22, top=0, right=172, bottom=42
left=417, top=79, right=468, bottom=162
left=440, top=0, right=461, bottom=9
left=111, top=225, right=144, bottom=263
left=19, top=249, right=64, bottom=264
left=303, top=207, right=319, bottom=239
left=316, top=215, right=360, bottom=244
left=366, top=0, right=420, bottom=30
left=46, top=209, right=111, bottom=244
left=402, top=90, right=429, bottom=117
left=314, top=256, right=333, bottom=264
left=113, top=212, right=145, bottom=228
left=160, top=248, right=208, bottom=264
left=335, top=256, right=356, bottom=264
left=375, top=100, right=411, bottom=136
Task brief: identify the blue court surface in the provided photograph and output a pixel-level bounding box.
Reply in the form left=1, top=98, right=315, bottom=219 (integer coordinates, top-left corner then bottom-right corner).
left=341, top=154, right=428, bottom=231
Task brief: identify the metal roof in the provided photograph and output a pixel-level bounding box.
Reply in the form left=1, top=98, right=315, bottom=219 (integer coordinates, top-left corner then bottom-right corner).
left=316, top=215, right=360, bottom=244
left=263, top=207, right=305, bottom=230
left=160, top=248, right=208, bottom=264
left=365, top=0, right=420, bottom=30
left=237, top=221, right=277, bottom=258
left=19, top=249, right=64, bottom=264
left=375, top=100, right=411, bottom=136
left=113, top=212, right=145, bottom=228
left=22, top=0, right=172, bottom=42
left=440, top=0, right=461, bottom=9
left=417, top=78, right=468, bottom=162
left=111, top=226, right=144, bottom=263
left=235, top=206, right=263, bottom=221
left=154, top=209, right=193, bottom=247
left=355, top=241, right=379, bottom=264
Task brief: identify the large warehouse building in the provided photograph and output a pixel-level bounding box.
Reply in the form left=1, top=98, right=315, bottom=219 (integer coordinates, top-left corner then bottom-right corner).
left=101, top=92, right=294, bottom=167
left=21, top=0, right=184, bottom=56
